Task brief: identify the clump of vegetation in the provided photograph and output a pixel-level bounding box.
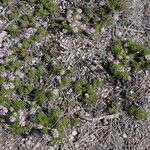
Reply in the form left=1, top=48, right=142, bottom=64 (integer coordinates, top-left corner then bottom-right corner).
left=36, top=0, right=58, bottom=16
left=127, top=107, right=147, bottom=120
left=11, top=100, right=25, bottom=111
left=27, top=13, right=36, bottom=25
left=107, top=103, right=119, bottom=114
left=32, top=89, right=48, bottom=105
left=18, top=17, right=30, bottom=28
left=59, top=69, right=74, bottom=89
left=31, top=27, right=48, bottom=41
left=52, top=64, right=63, bottom=74
left=74, top=79, right=102, bottom=106
left=9, top=5, right=22, bottom=20
left=10, top=121, right=26, bottom=135
left=109, top=40, right=150, bottom=81
left=6, top=26, right=20, bottom=37
left=17, top=85, right=32, bottom=96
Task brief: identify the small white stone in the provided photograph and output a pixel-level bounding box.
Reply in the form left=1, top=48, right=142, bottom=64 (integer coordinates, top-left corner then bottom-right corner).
left=26, top=140, right=31, bottom=146
left=72, top=130, right=78, bottom=136
left=76, top=106, right=80, bottom=111
left=69, top=135, right=74, bottom=140
left=145, top=55, right=150, bottom=60
left=90, top=134, right=96, bottom=140
left=123, top=133, right=127, bottom=138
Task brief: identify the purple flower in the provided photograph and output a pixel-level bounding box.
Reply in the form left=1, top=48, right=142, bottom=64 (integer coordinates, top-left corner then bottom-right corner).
left=99, top=0, right=106, bottom=7
left=76, top=14, right=82, bottom=20
left=2, top=82, right=15, bottom=90
left=30, top=107, right=37, bottom=115
left=53, top=89, right=59, bottom=96
left=80, top=24, right=87, bottom=30
left=8, top=74, right=15, bottom=81
left=55, top=75, right=61, bottom=81
left=67, top=15, right=73, bottom=23
left=1, top=70, right=9, bottom=77
left=72, top=26, right=79, bottom=33
left=51, top=128, right=59, bottom=138
left=18, top=109, right=26, bottom=127
left=42, top=134, right=50, bottom=142
left=37, top=124, right=44, bottom=129
left=89, top=28, right=96, bottom=34
left=14, top=70, right=24, bottom=79
left=0, top=105, right=8, bottom=116
left=9, top=115, right=16, bottom=122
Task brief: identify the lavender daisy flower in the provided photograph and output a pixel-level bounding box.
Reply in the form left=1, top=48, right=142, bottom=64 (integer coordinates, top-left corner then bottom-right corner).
left=18, top=109, right=26, bottom=127
left=76, top=14, right=82, bottom=20
left=145, top=55, right=150, bottom=60
left=114, top=60, right=120, bottom=65
left=30, top=107, right=37, bottom=115
left=51, top=128, right=59, bottom=138
left=1, top=70, right=9, bottom=77
left=14, top=70, right=24, bottom=79
left=42, top=134, right=50, bottom=142
left=89, top=28, right=96, bottom=34
left=99, top=0, right=106, bottom=7
left=67, top=15, right=71, bottom=22
left=62, top=29, right=67, bottom=33
left=9, top=115, right=16, bottom=122
left=72, top=26, right=79, bottom=33
left=8, top=74, right=15, bottom=81
left=77, top=8, right=82, bottom=14
left=3, top=82, right=15, bottom=90
left=81, top=24, right=87, bottom=30
left=0, top=105, right=8, bottom=116
left=74, top=20, right=81, bottom=27
left=55, top=75, right=61, bottom=81
left=37, top=124, right=44, bottom=129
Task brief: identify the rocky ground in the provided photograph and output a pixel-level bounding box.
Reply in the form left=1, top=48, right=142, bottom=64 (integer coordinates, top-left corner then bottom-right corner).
left=0, top=0, right=150, bottom=150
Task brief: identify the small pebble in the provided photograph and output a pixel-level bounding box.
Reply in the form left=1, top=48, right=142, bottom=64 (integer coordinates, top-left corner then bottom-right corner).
left=72, top=130, right=78, bottom=136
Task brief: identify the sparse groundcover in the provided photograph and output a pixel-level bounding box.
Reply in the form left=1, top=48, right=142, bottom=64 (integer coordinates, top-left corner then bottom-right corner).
left=0, top=32, right=105, bottom=144
left=63, top=0, right=128, bottom=35
left=0, top=0, right=150, bottom=148
left=0, top=45, right=81, bottom=144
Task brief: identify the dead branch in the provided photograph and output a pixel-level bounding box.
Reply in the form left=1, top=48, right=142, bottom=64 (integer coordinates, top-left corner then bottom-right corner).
left=78, top=112, right=121, bottom=122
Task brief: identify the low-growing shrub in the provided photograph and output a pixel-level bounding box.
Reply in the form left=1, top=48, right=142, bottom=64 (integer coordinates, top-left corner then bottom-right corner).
left=127, top=107, right=147, bottom=120
left=6, top=26, right=20, bottom=37
left=108, top=40, right=150, bottom=81
left=107, top=103, right=119, bottom=114
left=74, top=79, right=102, bottom=106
